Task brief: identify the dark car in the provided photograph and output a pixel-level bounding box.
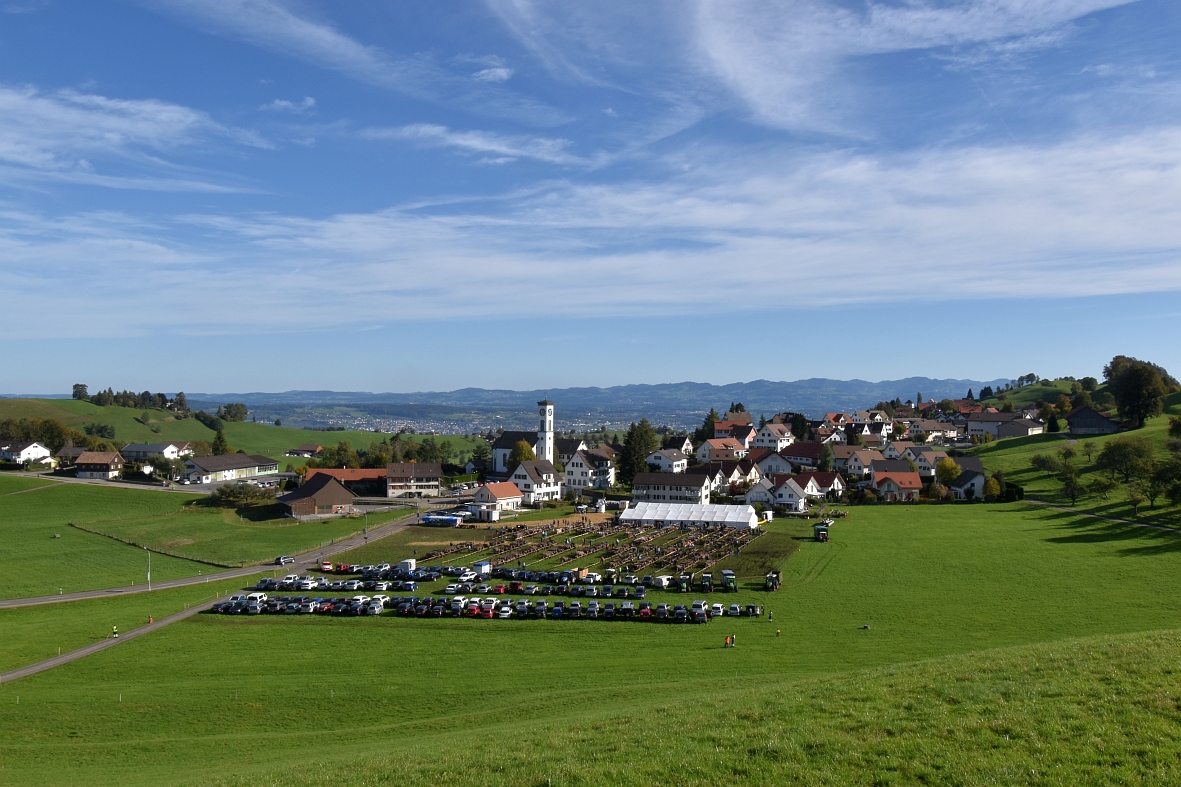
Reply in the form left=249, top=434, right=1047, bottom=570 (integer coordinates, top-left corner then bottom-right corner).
left=672, top=605, right=689, bottom=623
left=603, top=603, right=616, bottom=621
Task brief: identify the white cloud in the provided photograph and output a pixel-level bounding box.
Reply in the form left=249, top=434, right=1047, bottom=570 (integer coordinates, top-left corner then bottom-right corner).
left=260, top=96, right=316, bottom=113
left=362, top=123, right=587, bottom=165
left=473, top=67, right=513, bottom=83
left=694, top=0, right=1138, bottom=131
left=0, top=84, right=265, bottom=189
left=4, top=127, right=1181, bottom=337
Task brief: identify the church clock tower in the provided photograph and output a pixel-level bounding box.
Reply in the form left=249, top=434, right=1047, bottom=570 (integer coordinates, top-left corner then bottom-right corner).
left=537, top=400, right=554, bottom=464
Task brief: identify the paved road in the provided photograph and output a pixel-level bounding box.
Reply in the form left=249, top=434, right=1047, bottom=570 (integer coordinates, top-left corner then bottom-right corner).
left=1027, top=499, right=1181, bottom=533
left=0, top=593, right=227, bottom=683
left=0, top=511, right=422, bottom=610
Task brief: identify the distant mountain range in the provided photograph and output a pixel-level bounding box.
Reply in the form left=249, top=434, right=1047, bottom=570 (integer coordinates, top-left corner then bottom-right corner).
left=189, top=377, right=1009, bottom=420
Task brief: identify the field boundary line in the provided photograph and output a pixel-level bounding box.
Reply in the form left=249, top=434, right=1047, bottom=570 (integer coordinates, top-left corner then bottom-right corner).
left=1026, top=500, right=1181, bottom=534
left=68, top=522, right=235, bottom=568
left=2, top=481, right=64, bottom=496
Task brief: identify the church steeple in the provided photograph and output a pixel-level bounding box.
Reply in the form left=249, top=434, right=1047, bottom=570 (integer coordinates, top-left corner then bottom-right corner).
left=537, top=400, right=554, bottom=464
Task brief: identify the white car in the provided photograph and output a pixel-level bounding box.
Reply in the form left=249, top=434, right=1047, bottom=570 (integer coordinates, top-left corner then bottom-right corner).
left=476, top=584, right=492, bottom=593
left=711, top=603, right=724, bottom=618
left=372, top=594, right=391, bottom=606
left=247, top=592, right=267, bottom=603
left=497, top=605, right=514, bottom=619
left=584, top=573, right=602, bottom=584
left=728, top=604, right=742, bottom=617
left=343, top=580, right=363, bottom=591
left=444, top=584, right=459, bottom=594
left=299, top=600, right=318, bottom=613
left=458, top=571, right=477, bottom=582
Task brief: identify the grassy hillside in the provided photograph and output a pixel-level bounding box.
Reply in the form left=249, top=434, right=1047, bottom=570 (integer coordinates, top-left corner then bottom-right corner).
left=4, top=501, right=1181, bottom=783
left=0, top=398, right=479, bottom=464
left=972, top=390, right=1181, bottom=526
left=976, top=378, right=1076, bottom=409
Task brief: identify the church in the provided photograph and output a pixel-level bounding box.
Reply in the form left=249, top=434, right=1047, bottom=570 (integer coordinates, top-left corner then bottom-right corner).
left=490, top=400, right=557, bottom=475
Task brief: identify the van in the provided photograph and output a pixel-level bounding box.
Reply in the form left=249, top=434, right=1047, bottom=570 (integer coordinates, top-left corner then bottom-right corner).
left=246, top=592, right=267, bottom=603
left=653, top=575, right=672, bottom=588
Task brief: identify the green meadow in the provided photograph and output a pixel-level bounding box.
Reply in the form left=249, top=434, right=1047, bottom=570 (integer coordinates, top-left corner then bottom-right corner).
left=0, top=398, right=479, bottom=465
left=4, top=501, right=1181, bottom=784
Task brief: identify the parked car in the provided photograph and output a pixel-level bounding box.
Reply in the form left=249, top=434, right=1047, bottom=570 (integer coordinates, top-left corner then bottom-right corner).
left=727, top=604, right=742, bottom=617
left=275, top=555, right=295, bottom=565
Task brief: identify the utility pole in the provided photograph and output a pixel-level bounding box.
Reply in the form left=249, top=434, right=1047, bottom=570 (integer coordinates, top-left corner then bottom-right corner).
left=146, top=547, right=151, bottom=591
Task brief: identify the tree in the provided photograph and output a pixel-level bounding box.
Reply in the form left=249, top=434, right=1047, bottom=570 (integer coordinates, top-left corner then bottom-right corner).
left=1095, top=436, right=1155, bottom=482
left=1170, top=417, right=1181, bottom=441
left=470, top=440, right=492, bottom=472
left=1000, top=401, right=1015, bottom=413
left=1089, top=476, right=1117, bottom=500
left=693, top=408, right=720, bottom=445
left=1047, top=414, right=1060, bottom=433
left=1059, top=445, right=1077, bottom=464
left=789, top=413, right=809, bottom=440
left=211, top=428, right=230, bottom=456
left=174, top=392, right=188, bottom=411
left=1082, top=441, right=1096, bottom=463
left=847, top=431, right=862, bottom=446
left=938, top=399, right=957, bottom=415
left=1071, top=390, right=1094, bottom=411
left=1126, top=489, right=1145, bottom=517
left=1030, top=453, right=1059, bottom=474
left=72, top=383, right=88, bottom=400
left=983, top=477, right=1001, bottom=499
left=274, top=419, right=281, bottom=427
left=1105, top=356, right=1169, bottom=428
left=1061, top=471, right=1084, bottom=506
left=1080, top=376, right=1098, bottom=392
left=618, top=419, right=660, bottom=486
left=818, top=444, right=833, bottom=472
left=935, top=458, right=961, bottom=487
left=508, top=440, right=536, bottom=467
left=979, top=385, right=994, bottom=399
left=966, top=388, right=974, bottom=400
left=730, top=402, right=746, bottom=413
left=217, top=403, right=249, bottom=423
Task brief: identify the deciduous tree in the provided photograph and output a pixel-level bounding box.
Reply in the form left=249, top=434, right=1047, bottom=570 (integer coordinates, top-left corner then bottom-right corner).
left=1105, top=356, right=1169, bottom=428
left=1095, top=436, right=1155, bottom=482
left=935, top=458, right=961, bottom=487
left=508, top=440, right=536, bottom=467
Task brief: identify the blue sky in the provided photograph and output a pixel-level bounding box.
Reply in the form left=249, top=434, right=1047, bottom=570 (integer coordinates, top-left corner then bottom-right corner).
left=2, top=0, right=1179, bottom=394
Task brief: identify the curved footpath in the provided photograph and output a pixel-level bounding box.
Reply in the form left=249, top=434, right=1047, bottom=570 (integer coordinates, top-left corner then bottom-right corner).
left=0, top=513, right=420, bottom=610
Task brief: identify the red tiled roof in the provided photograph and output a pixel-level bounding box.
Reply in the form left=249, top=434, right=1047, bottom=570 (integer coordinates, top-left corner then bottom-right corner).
left=480, top=481, right=523, bottom=499
left=306, top=468, right=386, bottom=482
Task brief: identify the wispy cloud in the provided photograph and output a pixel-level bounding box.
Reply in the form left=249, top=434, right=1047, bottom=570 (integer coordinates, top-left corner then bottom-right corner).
left=5, top=127, right=1181, bottom=337
left=0, top=84, right=265, bottom=190
left=362, top=123, right=588, bottom=165
left=260, top=96, right=316, bottom=113
left=473, top=67, right=513, bottom=83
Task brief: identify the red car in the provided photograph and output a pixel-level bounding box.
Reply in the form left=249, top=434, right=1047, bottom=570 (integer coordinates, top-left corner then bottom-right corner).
left=493, top=584, right=507, bottom=594
left=321, top=561, right=334, bottom=573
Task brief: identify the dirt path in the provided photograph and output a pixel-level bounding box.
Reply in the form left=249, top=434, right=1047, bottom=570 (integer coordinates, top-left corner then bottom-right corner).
left=1027, top=499, right=1181, bottom=534
left=0, top=512, right=419, bottom=610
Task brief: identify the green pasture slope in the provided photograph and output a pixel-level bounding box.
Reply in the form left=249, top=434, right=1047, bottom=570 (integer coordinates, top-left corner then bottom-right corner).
left=4, top=501, right=1181, bottom=784
left=972, top=390, right=1181, bottom=527
left=0, top=398, right=478, bottom=464
left=0, top=482, right=405, bottom=597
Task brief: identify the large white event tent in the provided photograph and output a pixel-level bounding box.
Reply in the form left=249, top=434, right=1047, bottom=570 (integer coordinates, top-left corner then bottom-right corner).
left=618, top=502, right=760, bottom=530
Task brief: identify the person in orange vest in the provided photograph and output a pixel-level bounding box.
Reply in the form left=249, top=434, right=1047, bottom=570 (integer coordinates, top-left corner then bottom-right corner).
left=148, top=615, right=153, bottom=624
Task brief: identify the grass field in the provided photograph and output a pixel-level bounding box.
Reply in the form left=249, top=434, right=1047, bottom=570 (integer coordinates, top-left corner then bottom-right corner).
left=4, top=501, right=1181, bottom=784
left=0, top=398, right=479, bottom=464
left=0, top=482, right=408, bottom=597
left=972, top=391, right=1181, bottom=527
left=0, top=584, right=230, bottom=673
left=0, top=474, right=56, bottom=494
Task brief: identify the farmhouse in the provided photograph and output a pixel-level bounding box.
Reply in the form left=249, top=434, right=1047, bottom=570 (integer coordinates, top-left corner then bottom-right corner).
left=1066, top=406, right=1123, bottom=436
left=304, top=468, right=388, bottom=496
left=631, top=472, right=710, bottom=505
left=75, top=451, right=124, bottom=479
left=386, top=462, right=443, bottom=498
left=619, top=501, right=759, bottom=530
left=121, top=442, right=194, bottom=461
left=997, top=419, right=1045, bottom=438
left=472, top=481, right=523, bottom=511
left=0, top=440, right=52, bottom=465
left=278, top=474, right=356, bottom=517
left=54, top=446, right=87, bottom=466
left=184, top=454, right=279, bottom=484
left=564, top=449, right=615, bottom=492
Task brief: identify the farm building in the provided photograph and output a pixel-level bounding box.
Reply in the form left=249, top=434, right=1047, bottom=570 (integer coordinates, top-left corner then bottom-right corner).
left=277, top=474, right=356, bottom=517
left=386, top=462, right=443, bottom=498
left=619, top=502, right=760, bottom=530
left=75, top=451, right=124, bottom=479
left=304, top=468, right=388, bottom=496
left=184, top=454, right=279, bottom=484
left=1066, top=406, right=1123, bottom=435
left=631, top=472, right=711, bottom=505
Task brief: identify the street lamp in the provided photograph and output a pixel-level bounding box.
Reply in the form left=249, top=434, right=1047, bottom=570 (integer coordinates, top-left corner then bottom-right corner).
left=146, top=547, right=151, bottom=591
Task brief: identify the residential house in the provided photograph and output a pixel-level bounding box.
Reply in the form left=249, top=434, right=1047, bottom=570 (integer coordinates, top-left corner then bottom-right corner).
left=1066, top=406, right=1123, bottom=436
left=278, top=474, right=356, bottom=517
left=386, top=462, right=443, bottom=498
left=830, top=444, right=858, bottom=471
left=508, top=460, right=562, bottom=505
left=753, top=423, right=795, bottom=451
left=780, top=442, right=827, bottom=470
left=555, top=437, right=589, bottom=467
left=646, top=448, right=688, bottom=473
left=823, top=412, right=853, bottom=426
left=285, top=444, right=323, bottom=458
left=949, top=470, right=988, bottom=500
left=754, top=450, right=795, bottom=477
left=794, top=471, right=846, bottom=499
left=909, top=419, right=957, bottom=443
left=873, top=472, right=923, bottom=501
left=0, top=440, right=51, bottom=465
left=473, top=481, right=524, bottom=511
left=729, top=423, right=757, bottom=449
left=965, top=412, right=1028, bottom=439
left=870, top=459, right=915, bottom=485
left=75, top=451, right=125, bottom=479
left=844, top=450, right=882, bottom=479
left=882, top=441, right=915, bottom=460
left=696, top=437, right=747, bottom=462
left=54, top=446, right=87, bottom=467
left=814, top=426, right=847, bottom=445
left=565, top=449, right=615, bottom=492
left=663, top=435, right=694, bottom=455
left=684, top=466, right=728, bottom=494
left=772, top=476, right=809, bottom=512
left=722, top=410, right=754, bottom=425
left=183, top=454, right=279, bottom=484
left=914, top=451, right=950, bottom=479
left=631, top=472, right=710, bottom=505
left=743, top=477, right=777, bottom=505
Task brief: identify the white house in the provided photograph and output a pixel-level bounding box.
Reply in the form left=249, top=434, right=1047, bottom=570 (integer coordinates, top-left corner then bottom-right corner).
left=882, top=441, right=914, bottom=460
left=950, top=470, right=988, bottom=500
left=473, top=481, right=524, bottom=510
left=772, top=477, right=809, bottom=512
left=743, top=477, right=777, bottom=505
left=753, top=423, right=794, bottom=451
left=646, top=449, right=688, bottom=473
left=914, top=451, right=950, bottom=478
left=665, top=436, right=694, bottom=455
left=509, top=460, right=562, bottom=504
left=696, top=438, right=747, bottom=462
left=794, top=472, right=846, bottom=498
left=564, top=449, right=615, bottom=493
left=844, top=450, right=880, bottom=478
left=0, top=440, right=52, bottom=465
left=183, top=454, right=279, bottom=484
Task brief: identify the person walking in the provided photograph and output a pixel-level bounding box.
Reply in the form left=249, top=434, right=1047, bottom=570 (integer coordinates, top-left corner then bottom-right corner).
left=731, top=633, right=736, bottom=647
left=776, top=628, right=781, bottom=637
left=112, top=625, right=118, bottom=639
left=769, top=610, right=773, bottom=622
